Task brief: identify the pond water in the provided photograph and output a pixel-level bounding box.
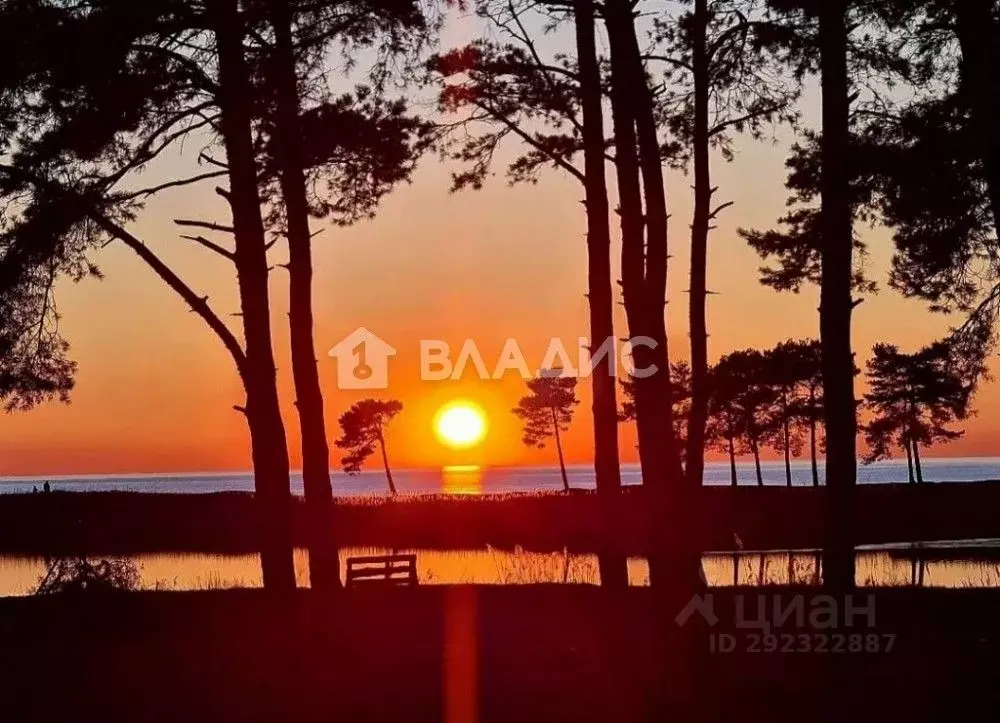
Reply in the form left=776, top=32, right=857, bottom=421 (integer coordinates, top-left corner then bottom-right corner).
left=2, top=542, right=999, bottom=596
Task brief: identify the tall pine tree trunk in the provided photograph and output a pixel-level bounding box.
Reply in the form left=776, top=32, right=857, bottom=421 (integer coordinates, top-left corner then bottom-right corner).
left=751, top=441, right=763, bottom=486
left=576, top=0, right=628, bottom=590
left=605, top=1, right=661, bottom=491
left=606, top=8, right=703, bottom=715
left=809, top=389, right=820, bottom=486
left=625, top=4, right=684, bottom=495
left=605, top=0, right=683, bottom=498
left=377, top=427, right=397, bottom=496
left=267, top=0, right=340, bottom=591
left=214, top=0, right=296, bottom=592
left=574, top=0, right=622, bottom=498
left=552, top=407, right=570, bottom=492
left=912, top=440, right=924, bottom=484
left=954, top=0, right=1000, bottom=231
left=819, top=0, right=857, bottom=594
left=783, top=403, right=792, bottom=487
left=728, top=435, right=738, bottom=486
left=686, top=0, right=711, bottom=492
left=905, top=433, right=915, bottom=484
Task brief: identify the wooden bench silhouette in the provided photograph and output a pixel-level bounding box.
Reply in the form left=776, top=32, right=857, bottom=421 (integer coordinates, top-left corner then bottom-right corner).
left=346, top=554, right=418, bottom=587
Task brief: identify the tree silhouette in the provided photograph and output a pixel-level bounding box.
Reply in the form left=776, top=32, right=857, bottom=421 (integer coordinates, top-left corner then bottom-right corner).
left=0, top=0, right=301, bottom=589
left=428, top=0, right=639, bottom=584
left=651, top=0, right=799, bottom=489
left=619, top=362, right=692, bottom=467
left=575, top=0, right=623, bottom=502
left=763, top=375, right=806, bottom=488
left=788, top=340, right=825, bottom=486
left=258, top=0, right=430, bottom=589
left=709, top=349, right=778, bottom=486
left=743, top=1, right=908, bottom=283
left=605, top=0, right=686, bottom=504
left=428, top=1, right=624, bottom=498
left=736, top=354, right=777, bottom=486
left=871, top=1, right=1000, bottom=295
left=745, top=0, right=912, bottom=591
left=0, top=0, right=434, bottom=590
left=705, top=366, right=743, bottom=486
left=843, top=3, right=1000, bottom=387
left=514, top=374, right=580, bottom=493
left=0, top=258, right=77, bottom=413
left=948, top=0, right=1000, bottom=233
left=863, top=342, right=975, bottom=483
left=761, top=340, right=824, bottom=486
left=433, top=0, right=694, bottom=512
left=703, top=341, right=825, bottom=487
left=336, top=399, right=403, bottom=495
left=216, top=0, right=299, bottom=591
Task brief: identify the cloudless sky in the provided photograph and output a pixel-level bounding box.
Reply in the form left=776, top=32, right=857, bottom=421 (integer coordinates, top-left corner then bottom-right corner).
left=0, top=6, right=992, bottom=476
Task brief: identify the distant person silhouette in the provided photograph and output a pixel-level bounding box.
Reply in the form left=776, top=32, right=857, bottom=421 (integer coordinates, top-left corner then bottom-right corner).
left=32, top=486, right=38, bottom=494
left=43, top=481, right=51, bottom=493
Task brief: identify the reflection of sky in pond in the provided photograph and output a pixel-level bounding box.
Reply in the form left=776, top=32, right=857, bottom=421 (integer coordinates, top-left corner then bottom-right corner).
left=1, top=544, right=998, bottom=596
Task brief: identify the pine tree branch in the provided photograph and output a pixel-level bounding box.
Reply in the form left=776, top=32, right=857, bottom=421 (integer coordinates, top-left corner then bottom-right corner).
left=179, top=234, right=236, bottom=261
left=175, top=218, right=236, bottom=234
left=90, top=216, right=248, bottom=377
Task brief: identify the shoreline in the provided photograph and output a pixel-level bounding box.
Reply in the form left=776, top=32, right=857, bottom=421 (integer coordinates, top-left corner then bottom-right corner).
left=3, top=458, right=998, bottom=492
left=2, top=482, right=1000, bottom=556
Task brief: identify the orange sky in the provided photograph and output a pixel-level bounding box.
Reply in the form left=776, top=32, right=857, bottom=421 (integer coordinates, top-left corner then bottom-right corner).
left=0, top=15, right=996, bottom=477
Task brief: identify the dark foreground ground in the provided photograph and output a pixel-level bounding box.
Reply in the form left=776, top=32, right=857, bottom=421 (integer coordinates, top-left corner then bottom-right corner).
left=2, top=482, right=1000, bottom=555
left=1, top=585, right=997, bottom=722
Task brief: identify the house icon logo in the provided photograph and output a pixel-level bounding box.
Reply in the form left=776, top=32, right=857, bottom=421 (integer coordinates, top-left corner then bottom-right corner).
left=328, top=328, right=397, bottom=390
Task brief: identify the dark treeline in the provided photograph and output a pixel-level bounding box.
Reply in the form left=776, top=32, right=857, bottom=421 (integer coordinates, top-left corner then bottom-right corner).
left=621, top=337, right=971, bottom=487
left=863, top=341, right=975, bottom=483
left=622, top=340, right=824, bottom=487
left=1, top=0, right=999, bottom=595
left=5, top=483, right=1000, bottom=556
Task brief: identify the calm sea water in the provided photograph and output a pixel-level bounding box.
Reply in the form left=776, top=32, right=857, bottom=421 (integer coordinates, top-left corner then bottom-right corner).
left=1, top=457, right=998, bottom=496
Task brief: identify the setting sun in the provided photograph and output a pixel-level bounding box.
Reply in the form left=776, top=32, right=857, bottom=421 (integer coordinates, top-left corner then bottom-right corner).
left=434, top=401, right=488, bottom=449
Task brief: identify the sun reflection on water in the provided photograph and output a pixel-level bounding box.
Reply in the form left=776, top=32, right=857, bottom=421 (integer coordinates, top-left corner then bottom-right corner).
left=441, top=465, right=483, bottom=495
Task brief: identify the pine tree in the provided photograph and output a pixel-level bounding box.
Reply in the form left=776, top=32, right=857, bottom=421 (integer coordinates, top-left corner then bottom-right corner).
left=514, top=374, right=580, bottom=493
left=620, top=362, right=692, bottom=467
left=258, top=0, right=430, bottom=589
left=651, top=0, right=798, bottom=489
left=336, top=399, right=404, bottom=495
left=0, top=256, right=77, bottom=412
left=761, top=340, right=823, bottom=486
left=429, top=1, right=624, bottom=497
left=863, top=341, right=974, bottom=483
left=708, top=349, right=778, bottom=486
